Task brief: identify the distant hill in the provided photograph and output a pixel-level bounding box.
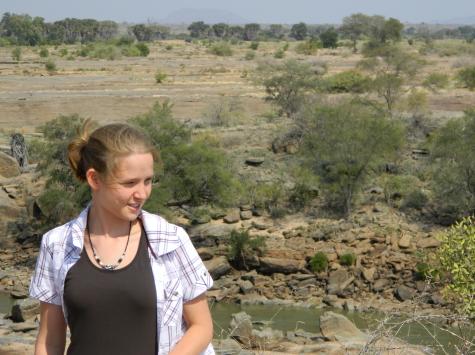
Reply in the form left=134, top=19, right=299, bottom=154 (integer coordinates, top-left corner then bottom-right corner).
left=432, top=15, right=475, bottom=25
left=162, top=8, right=249, bottom=25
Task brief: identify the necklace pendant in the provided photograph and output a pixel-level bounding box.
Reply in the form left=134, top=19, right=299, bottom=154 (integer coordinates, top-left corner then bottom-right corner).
left=103, top=264, right=117, bottom=270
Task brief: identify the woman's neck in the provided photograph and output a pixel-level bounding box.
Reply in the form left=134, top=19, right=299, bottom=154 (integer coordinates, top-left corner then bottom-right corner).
left=88, top=203, right=133, bottom=238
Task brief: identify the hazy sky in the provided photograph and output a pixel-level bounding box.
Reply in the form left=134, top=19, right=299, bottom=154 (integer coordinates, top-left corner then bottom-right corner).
left=2, top=0, right=474, bottom=24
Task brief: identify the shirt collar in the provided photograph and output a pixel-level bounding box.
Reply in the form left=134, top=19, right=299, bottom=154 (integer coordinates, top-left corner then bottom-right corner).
left=69, top=206, right=180, bottom=257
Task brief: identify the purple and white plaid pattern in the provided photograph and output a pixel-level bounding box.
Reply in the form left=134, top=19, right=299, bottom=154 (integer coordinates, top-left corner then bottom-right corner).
left=29, top=207, right=215, bottom=355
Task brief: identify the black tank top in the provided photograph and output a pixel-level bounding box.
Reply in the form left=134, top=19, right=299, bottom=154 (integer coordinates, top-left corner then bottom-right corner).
left=64, top=229, right=157, bottom=355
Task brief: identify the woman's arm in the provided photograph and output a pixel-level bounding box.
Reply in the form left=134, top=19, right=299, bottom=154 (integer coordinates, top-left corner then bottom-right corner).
left=34, top=302, right=67, bottom=355
left=169, top=294, right=213, bottom=355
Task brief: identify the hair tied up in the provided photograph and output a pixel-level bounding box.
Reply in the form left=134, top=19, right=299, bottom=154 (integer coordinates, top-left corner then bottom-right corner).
left=68, top=119, right=95, bottom=182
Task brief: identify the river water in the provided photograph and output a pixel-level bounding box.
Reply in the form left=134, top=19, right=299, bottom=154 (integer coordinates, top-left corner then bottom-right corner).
left=1, top=292, right=473, bottom=353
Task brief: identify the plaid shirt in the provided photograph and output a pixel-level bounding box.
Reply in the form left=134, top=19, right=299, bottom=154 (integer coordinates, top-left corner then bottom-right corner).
left=29, top=207, right=215, bottom=355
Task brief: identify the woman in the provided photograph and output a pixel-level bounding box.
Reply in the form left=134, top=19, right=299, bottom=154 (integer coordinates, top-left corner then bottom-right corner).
left=29, top=121, right=214, bottom=355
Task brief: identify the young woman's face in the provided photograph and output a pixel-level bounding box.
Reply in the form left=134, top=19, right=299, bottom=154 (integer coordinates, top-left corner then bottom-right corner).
left=94, top=152, right=154, bottom=222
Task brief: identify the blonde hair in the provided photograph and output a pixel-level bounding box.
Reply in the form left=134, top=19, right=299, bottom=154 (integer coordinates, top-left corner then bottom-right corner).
left=68, top=119, right=158, bottom=182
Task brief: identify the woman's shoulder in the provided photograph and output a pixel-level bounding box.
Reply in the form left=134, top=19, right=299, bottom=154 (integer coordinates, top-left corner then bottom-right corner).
left=40, top=218, right=80, bottom=250
left=140, top=210, right=191, bottom=248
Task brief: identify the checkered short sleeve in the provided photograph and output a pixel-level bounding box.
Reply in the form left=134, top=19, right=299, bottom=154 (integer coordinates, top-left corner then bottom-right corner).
left=175, top=227, right=213, bottom=303
left=29, top=231, right=62, bottom=306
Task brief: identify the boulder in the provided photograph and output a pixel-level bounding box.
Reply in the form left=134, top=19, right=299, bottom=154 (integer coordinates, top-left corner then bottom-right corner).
left=224, top=210, right=241, bottom=224
left=416, top=237, right=441, bottom=249
left=0, top=188, right=21, bottom=219
left=188, top=223, right=235, bottom=240
left=373, top=278, right=390, bottom=292
left=10, top=298, right=40, bottom=322
left=245, top=157, right=265, bottom=166
left=319, top=311, right=367, bottom=341
left=258, top=257, right=306, bottom=275
left=239, top=210, right=253, bottom=220
left=238, top=280, right=254, bottom=294
left=362, top=267, right=376, bottom=282
left=395, top=285, right=416, bottom=301
left=327, top=269, right=354, bottom=295
left=398, top=234, right=412, bottom=249
left=229, top=312, right=254, bottom=348
left=0, top=152, right=20, bottom=178
left=204, top=256, right=232, bottom=280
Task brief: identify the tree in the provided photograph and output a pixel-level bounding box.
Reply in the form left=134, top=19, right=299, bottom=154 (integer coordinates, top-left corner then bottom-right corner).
left=0, top=13, right=45, bottom=45
left=243, top=23, right=260, bottom=41
left=290, top=22, right=307, bottom=40
left=212, top=23, right=228, bottom=38
left=359, top=45, right=424, bottom=116
left=299, top=101, right=404, bottom=216
left=340, top=13, right=372, bottom=52
left=253, top=59, right=324, bottom=117
left=319, top=27, right=338, bottom=48
left=268, top=24, right=286, bottom=39
left=430, top=110, right=475, bottom=224
left=131, top=24, right=152, bottom=41
left=382, top=18, right=404, bottom=43
left=188, top=21, right=209, bottom=38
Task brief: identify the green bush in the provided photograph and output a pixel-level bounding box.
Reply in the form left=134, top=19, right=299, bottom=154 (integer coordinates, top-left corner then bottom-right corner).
left=116, top=35, right=135, bottom=46
left=323, top=70, right=370, bottom=93
left=165, top=44, right=173, bottom=51
left=129, top=101, right=240, bottom=207
left=45, top=59, right=57, bottom=73
left=273, top=49, right=285, bottom=59
left=423, top=73, right=449, bottom=91
left=288, top=168, right=319, bottom=210
left=59, top=48, right=68, bottom=57
left=310, top=252, right=328, bottom=273
left=382, top=174, right=421, bottom=207
left=244, top=51, right=256, bottom=60
left=32, top=115, right=91, bottom=228
left=209, top=42, right=233, bottom=56
left=457, top=66, right=475, bottom=90
left=11, top=47, right=21, bottom=62
left=39, top=47, right=49, bottom=58
left=135, top=42, right=150, bottom=57
left=250, top=182, right=286, bottom=216
left=339, top=253, right=356, bottom=266
left=295, top=39, right=321, bottom=55
left=155, top=70, right=167, bottom=84
left=228, top=229, right=265, bottom=270
left=402, top=188, right=428, bottom=210
left=437, top=216, right=475, bottom=316
left=249, top=41, right=259, bottom=50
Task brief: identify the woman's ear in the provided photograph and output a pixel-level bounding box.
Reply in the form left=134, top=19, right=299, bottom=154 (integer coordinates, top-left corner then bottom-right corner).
left=86, top=168, right=101, bottom=191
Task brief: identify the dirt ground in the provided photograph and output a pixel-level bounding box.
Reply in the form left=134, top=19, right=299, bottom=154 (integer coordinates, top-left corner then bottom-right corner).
left=1, top=40, right=473, bottom=135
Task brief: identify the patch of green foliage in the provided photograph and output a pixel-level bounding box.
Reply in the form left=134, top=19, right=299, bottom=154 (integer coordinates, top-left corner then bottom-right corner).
left=295, top=38, right=321, bottom=55
left=457, top=66, right=475, bottom=90
left=437, top=216, right=475, bottom=316
left=423, top=73, right=449, bottom=92
left=323, top=70, right=370, bottom=93
left=228, top=229, right=265, bottom=270
left=209, top=42, right=233, bottom=56
left=45, top=59, right=56, bottom=73
left=430, top=109, right=475, bottom=224
left=11, top=47, right=21, bottom=61
left=135, top=42, right=150, bottom=57
left=310, top=252, right=328, bottom=273
left=39, top=47, right=49, bottom=58
left=31, top=115, right=91, bottom=228
left=155, top=70, right=167, bottom=84
left=249, top=41, right=259, bottom=50
left=129, top=101, right=240, bottom=208
left=339, top=253, right=356, bottom=266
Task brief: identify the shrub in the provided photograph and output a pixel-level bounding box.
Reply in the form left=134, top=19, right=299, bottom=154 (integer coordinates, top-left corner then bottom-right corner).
left=339, top=253, right=356, bottom=266
left=165, top=44, right=173, bottom=50
left=45, top=60, right=57, bottom=73
left=437, top=216, right=475, bottom=316
left=402, top=188, right=428, bottom=210
left=249, top=41, right=259, bottom=50
left=288, top=168, right=319, bottom=210
left=244, top=51, right=255, bottom=60
left=295, top=39, right=321, bottom=55
left=310, top=252, right=328, bottom=273
left=430, top=110, right=475, bottom=224
left=382, top=174, right=420, bottom=207
left=135, top=42, right=150, bottom=57
left=273, top=49, right=285, bottom=59
left=129, top=101, right=239, bottom=206
left=39, top=47, right=49, bottom=58
left=203, top=97, right=243, bottom=127
left=323, top=70, right=370, bottom=93
left=11, top=47, right=21, bottom=61
left=457, top=66, right=475, bottom=90
left=32, top=115, right=91, bottom=228
left=228, top=229, right=265, bottom=270
left=209, top=42, right=233, bottom=56
left=423, top=73, right=449, bottom=92
left=59, top=48, right=68, bottom=57
left=282, top=42, right=289, bottom=52
left=250, top=182, right=286, bottom=216
left=116, top=35, right=135, bottom=46
left=155, top=70, right=167, bottom=84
